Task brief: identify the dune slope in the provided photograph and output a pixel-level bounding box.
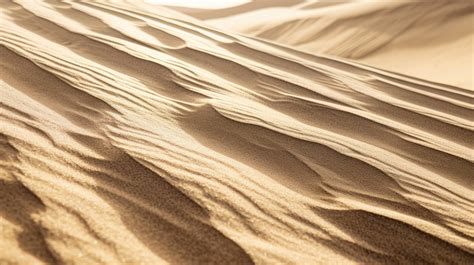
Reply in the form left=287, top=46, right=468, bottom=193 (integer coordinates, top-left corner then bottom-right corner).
left=164, top=0, right=304, bottom=20
left=0, top=0, right=473, bottom=264
left=209, top=1, right=474, bottom=89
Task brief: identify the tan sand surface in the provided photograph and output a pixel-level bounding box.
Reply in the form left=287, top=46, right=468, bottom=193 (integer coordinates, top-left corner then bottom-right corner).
left=0, top=0, right=473, bottom=264
left=165, top=0, right=304, bottom=20
left=209, top=0, right=474, bottom=89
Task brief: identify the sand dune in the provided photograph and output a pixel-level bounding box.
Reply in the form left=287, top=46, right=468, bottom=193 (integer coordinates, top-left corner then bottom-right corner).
left=164, top=0, right=304, bottom=20
left=1, top=0, right=473, bottom=264
left=209, top=0, right=474, bottom=89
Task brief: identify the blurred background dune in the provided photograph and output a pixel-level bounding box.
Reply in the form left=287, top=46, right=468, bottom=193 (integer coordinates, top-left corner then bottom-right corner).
left=173, top=0, right=474, bottom=89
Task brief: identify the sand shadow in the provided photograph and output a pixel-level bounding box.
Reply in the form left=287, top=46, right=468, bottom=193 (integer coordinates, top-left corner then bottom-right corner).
left=68, top=132, right=254, bottom=264
left=313, top=208, right=474, bottom=264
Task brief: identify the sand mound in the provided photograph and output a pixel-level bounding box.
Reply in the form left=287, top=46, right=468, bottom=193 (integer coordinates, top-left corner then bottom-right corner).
left=1, top=0, right=473, bottom=264
left=165, top=0, right=304, bottom=20
left=209, top=1, right=474, bottom=89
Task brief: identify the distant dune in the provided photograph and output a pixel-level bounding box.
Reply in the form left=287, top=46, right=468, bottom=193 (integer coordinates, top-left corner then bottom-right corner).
left=1, top=0, right=473, bottom=264
left=209, top=0, right=474, bottom=89
left=165, top=0, right=304, bottom=20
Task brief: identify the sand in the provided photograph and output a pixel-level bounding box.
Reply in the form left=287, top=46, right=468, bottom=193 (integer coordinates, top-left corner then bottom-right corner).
left=208, top=0, right=474, bottom=89
left=166, top=0, right=304, bottom=20
left=0, top=0, right=473, bottom=264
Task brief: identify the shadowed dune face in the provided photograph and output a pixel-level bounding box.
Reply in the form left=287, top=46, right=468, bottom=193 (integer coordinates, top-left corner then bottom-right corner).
left=0, top=0, right=473, bottom=264
left=0, top=134, right=57, bottom=264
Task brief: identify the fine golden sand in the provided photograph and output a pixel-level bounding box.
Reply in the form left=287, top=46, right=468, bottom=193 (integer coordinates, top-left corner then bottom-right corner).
left=0, top=0, right=473, bottom=264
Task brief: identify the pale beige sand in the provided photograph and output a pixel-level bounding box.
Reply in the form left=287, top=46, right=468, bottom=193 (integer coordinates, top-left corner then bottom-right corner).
left=209, top=1, right=474, bottom=89
left=1, top=0, right=473, bottom=264
left=166, top=0, right=304, bottom=20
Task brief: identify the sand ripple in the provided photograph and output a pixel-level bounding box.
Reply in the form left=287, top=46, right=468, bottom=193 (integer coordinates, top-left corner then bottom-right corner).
left=0, top=0, right=473, bottom=264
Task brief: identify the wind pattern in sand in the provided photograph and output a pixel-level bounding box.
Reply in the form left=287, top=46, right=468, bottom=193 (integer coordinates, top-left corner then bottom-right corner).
left=0, top=0, right=473, bottom=264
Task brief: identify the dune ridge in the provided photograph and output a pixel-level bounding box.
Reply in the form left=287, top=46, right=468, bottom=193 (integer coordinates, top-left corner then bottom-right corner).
left=0, top=0, right=473, bottom=264
left=208, top=0, right=474, bottom=89
left=164, top=0, right=304, bottom=20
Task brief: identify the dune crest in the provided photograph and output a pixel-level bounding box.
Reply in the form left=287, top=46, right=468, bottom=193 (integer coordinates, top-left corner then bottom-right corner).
left=1, top=0, right=473, bottom=264
left=209, top=0, right=474, bottom=89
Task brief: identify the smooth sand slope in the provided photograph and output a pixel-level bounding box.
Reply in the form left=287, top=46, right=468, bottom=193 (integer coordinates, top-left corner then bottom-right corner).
left=1, top=0, right=473, bottom=264
left=209, top=0, right=474, bottom=89
left=163, top=0, right=304, bottom=20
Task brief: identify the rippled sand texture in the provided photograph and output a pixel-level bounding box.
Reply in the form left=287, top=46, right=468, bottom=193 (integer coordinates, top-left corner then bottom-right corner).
left=0, top=0, right=473, bottom=264
left=209, top=0, right=474, bottom=89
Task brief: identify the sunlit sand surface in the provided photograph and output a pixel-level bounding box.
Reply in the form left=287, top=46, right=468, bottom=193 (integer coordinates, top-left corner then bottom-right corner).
left=0, top=0, right=473, bottom=264
left=146, top=0, right=250, bottom=9
left=207, top=1, right=474, bottom=89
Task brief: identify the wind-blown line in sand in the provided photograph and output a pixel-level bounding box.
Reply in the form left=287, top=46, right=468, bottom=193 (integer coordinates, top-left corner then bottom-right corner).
left=208, top=0, right=474, bottom=89
left=0, top=0, right=473, bottom=264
